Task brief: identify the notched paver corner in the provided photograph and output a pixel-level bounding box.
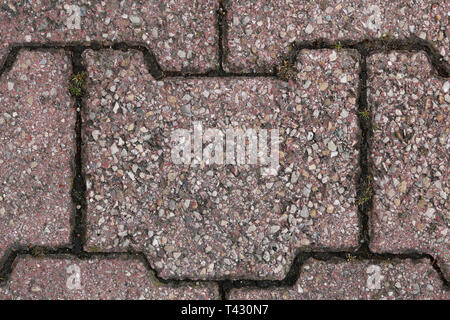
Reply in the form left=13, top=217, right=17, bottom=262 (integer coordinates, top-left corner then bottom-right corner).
left=0, top=256, right=219, bottom=299
left=224, top=0, right=449, bottom=72
left=82, top=48, right=360, bottom=280
left=368, top=51, right=449, bottom=280
left=229, top=258, right=449, bottom=299
left=0, top=0, right=218, bottom=72
left=0, top=50, right=75, bottom=263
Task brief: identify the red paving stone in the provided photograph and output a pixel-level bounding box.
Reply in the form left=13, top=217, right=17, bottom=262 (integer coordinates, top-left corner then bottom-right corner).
left=0, top=2, right=448, bottom=301
left=0, top=50, right=75, bottom=263
left=368, top=52, right=450, bottom=281
left=229, top=259, right=449, bottom=300
left=82, top=48, right=360, bottom=280
left=0, top=256, right=219, bottom=299
left=224, top=0, right=449, bottom=72
left=0, top=0, right=218, bottom=72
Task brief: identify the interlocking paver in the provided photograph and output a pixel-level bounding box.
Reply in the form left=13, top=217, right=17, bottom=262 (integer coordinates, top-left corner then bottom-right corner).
left=368, top=52, right=449, bottom=280
left=0, top=0, right=218, bottom=72
left=0, top=1, right=447, bottom=301
left=229, top=258, right=449, bottom=299
left=0, top=50, right=75, bottom=263
left=0, top=256, right=219, bottom=299
left=224, top=0, right=449, bottom=72
left=82, top=48, right=360, bottom=280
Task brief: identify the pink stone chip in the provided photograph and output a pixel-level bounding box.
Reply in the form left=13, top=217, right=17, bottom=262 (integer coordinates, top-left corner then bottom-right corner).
left=0, top=50, right=75, bottom=263
left=230, top=259, right=449, bottom=300
left=225, top=0, right=449, bottom=71
left=82, top=49, right=360, bottom=280
left=0, top=256, right=219, bottom=299
left=368, top=52, right=449, bottom=280
left=0, top=0, right=218, bottom=72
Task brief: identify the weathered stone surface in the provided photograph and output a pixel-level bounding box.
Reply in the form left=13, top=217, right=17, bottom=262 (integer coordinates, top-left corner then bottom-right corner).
left=0, top=0, right=218, bottom=72
left=0, top=2, right=448, bottom=299
left=0, top=50, right=75, bottom=263
left=82, top=49, right=360, bottom=279
left=230, top=259, right=449, bottom=299
left=0, top=256, right=219, bottom=299
left=368, top=52, right=449, bottom=280
left=225, top=0, right=449, bottom=72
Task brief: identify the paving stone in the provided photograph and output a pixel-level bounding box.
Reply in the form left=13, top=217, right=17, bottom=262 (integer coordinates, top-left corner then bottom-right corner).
left=82, top=48, right=360, bottom=279
left=0, top=0, right=218, bottom=72
left=0, top=256, right=219, bottom=299
left=229, top=258, right=449, bottom=299
left=368, top=52, right=449, bottom=280
left=224, top=0, right=449, bottom=72
left=0, top=50, right=75, bottom=263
